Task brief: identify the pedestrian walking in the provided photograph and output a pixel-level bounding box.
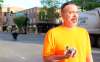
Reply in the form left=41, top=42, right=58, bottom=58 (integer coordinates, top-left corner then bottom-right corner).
left=11, top=25, right=18, bottom=41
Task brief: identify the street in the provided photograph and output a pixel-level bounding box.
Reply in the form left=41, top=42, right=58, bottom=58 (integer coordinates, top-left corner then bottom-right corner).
left=92, top=48, right=100, bottom=62
left=0, top=32, right=43, bottom=62
left=0, top=32, right=100, bottom=62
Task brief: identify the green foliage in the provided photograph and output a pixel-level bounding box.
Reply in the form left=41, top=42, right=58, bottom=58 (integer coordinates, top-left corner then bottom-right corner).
left=46, top=7, right=59, bottom=20
left=41, top=0, right=60, bottom=8
left=14, top=16, right=27, bottom=29
left=39, top=6, right=59, bottom=21
left=0, top=0, right=3, bottom=3
left=38, top=7, right=47, bottom=21
left=0, top=0, right=3, bottom=10
left=84, top=2, right=100, bottom=10
left=72, top=0, right=100, bottom=11
left=39, top=0, right=60, bottom=21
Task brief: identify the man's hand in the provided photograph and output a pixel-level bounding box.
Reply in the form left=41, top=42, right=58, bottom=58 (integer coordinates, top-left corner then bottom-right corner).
left=64, top=48, right=76, bottom=58
left=43, top=48, right=76, bottom=62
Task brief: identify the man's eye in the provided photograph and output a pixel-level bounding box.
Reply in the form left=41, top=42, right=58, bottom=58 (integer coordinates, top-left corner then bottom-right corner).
left=69, top=11, right=79, bottom=14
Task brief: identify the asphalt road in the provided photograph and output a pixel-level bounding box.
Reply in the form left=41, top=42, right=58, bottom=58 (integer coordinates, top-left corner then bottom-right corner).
left=0, top=32, right=43, bottom=62
left=0, top=32, right=99, bottom=62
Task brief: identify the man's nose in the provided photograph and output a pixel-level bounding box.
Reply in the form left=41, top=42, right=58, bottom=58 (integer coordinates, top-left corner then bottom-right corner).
left=73, top=13, right=78, bottom=18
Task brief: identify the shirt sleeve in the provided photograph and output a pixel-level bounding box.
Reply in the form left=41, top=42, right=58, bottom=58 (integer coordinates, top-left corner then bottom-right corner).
left=86, top=31, right=92, bottom=54
left=42, top=30, right=55, bottom=58
left=85, top=30, right=93, bottom=62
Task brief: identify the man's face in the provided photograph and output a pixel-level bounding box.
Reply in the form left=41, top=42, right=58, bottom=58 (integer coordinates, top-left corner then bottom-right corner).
left=61, top=4, right=79, bottom=27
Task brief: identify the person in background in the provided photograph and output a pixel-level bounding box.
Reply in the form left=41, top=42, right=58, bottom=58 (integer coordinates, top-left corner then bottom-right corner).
left=11, top=25, right=18, bottom=41
left=42, top=1, right=93, bottom=62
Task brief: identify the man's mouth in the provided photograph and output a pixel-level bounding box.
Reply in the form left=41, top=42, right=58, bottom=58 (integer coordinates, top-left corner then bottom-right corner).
left=71, top=18, right=77, bottom=23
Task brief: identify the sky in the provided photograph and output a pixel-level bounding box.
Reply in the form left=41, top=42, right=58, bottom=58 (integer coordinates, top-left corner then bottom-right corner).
left=2, top=0, right=41, bottom=9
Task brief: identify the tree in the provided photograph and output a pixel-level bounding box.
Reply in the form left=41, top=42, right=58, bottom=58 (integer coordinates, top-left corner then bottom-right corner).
left=0, top=0, right=3, bottom=26
left=0, top=0, right=3, bottom=10
left=72, top=0, right=100, bottom=10
left=14, top=16, right=29, bottom=33
left=39, top=0, right=61, bottom=22
left=38, top=6, right=47, bottom=21
left=84, top=2, right=100, bottom=10
left=46, top=6, right=59, bottom=21
left=41, top=0, right=60, bottom=8
left=0, top=0, right=3, bottom=2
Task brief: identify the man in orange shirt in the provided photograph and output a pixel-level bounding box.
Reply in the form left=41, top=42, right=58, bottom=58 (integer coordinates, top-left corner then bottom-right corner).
left=42, top=1, right=93, bottom=62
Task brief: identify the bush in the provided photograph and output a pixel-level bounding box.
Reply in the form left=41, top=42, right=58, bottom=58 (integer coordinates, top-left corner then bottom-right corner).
left=14, top=16, right=28, bottom=33
left=14, top=16, right=28, bottom=29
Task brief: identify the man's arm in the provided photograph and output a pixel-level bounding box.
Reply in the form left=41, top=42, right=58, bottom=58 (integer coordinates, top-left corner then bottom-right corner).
left=86, top=54, right=93, bottom=62
left=43, top=49, right=76, bottom=62
left=85, top=30, right=93, bottom=62
left=43, top=54, right=71, bottom=62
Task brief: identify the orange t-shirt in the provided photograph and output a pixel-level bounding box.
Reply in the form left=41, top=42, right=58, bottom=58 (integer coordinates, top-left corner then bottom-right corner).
left=43, top=26, right=92, bottom=62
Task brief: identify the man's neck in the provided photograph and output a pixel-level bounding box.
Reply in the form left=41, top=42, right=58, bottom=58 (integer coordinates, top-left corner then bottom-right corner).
left=62, top=24, right=76, bottom=29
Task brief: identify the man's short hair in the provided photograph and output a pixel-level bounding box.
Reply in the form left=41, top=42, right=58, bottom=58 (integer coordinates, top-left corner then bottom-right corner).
left=61, top=1, right=78, bottom=11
